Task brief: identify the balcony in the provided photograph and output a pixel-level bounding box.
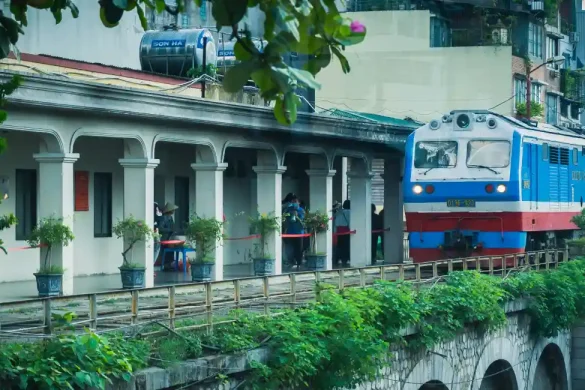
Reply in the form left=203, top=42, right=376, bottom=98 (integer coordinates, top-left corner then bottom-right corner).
left=530, top=0, right=544, bottom=12
left=346, top=0, right=428, bottom=11
left=560, top=69, right=585, bottom=105
left=451, top=27, right=511, bottom=47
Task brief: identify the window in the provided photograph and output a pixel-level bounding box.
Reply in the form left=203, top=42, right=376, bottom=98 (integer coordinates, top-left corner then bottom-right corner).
left=561, top=100, right=569, bottom=117
left=15, top=169, right=37, bottom=241
left=430, top=16, right=450, bottom=48
left=94, top=172, right=112, bottom=237
left=573, top=148, right=579, bottom=165
left=546, top=94, right=558, bottom=124
left=528, top=23, right=543, bottom=58
left=550, top=146, right=560, bottom=163
left=514, top=78, right=527, bottom=105
left=571, top=104, right=580, bottom=120
left=466, top=140, right=511, bottom=168
left=543, top=143, right=549, bottom=160
left=546, top=37, right=559, bottom=68
left=414, top=141, right=458, bottom=168
left=531, top=84, right=542, bottom=104
left=174, top=176, right=190, bottom=234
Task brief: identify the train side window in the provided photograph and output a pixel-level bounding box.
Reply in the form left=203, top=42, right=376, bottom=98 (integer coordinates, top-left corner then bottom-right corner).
left=582, top=146, right=585, bottom=156
left=542, top=143, right=549, bottom=161
left=574, top=148, right=579, bottom=165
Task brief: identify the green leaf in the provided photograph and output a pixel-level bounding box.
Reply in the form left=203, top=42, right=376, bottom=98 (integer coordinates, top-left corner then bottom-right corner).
left=274, top=7, right=299, bottom=42
left=331, top=45, right=350, bottom=74
left=0, top=17, right=24, bottom=45
left=223, top=61, right=256, bottom=93
left=113, top=0, right=128, bottom=9
left=155, top=0, right=166, bottom=13
left=136, top=4, right=148, bottom=31
left=234, top=39, right=256, bottom=61
left=274, top=93, right=298, bottom=125
left=68, top=1, right=80, bottom=18
left=288, top=67, right=321, bottom=90
left=212, top=0, right=248, bottom=27
left=0, top=28, right=11, bottom=60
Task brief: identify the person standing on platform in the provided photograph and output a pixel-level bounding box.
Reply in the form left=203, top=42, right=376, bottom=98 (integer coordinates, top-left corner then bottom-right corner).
left=372, top=204, right=383, bottom=265
left=334, top=200, right=351, bottom=266
left=282, top=194, right=305, bottom=268
left=159, top=202, right=178, bottom=270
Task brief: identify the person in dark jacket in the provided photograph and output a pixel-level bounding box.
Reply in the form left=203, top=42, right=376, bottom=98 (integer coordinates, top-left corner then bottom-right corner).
left=282, top=194, right=305, bottom=267
left=334, top=200, right=351, bottom=266
left=371, top=204, right=383, bottom=265
left=159, top=202, right=178, bottom=269
left=153, top=202, right=163, bottom=266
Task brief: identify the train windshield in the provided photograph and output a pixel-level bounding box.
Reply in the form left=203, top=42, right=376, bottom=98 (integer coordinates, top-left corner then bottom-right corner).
left=466, top=140, right=511, bottom=168
left=414, top=141, right=458, bottom=168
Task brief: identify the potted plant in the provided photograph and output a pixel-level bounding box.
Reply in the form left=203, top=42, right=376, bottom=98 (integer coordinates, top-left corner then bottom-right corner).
left=249, top=212, right=280, bottom=276
left=27, top=216, right=75, bottom=297
left=113, top=216, right=156, bottom=289
left=303, top=210, right=331, bottom=270
left=185, top=214, right=224, bottom=282
left=569, top=209, right=585, bottom=256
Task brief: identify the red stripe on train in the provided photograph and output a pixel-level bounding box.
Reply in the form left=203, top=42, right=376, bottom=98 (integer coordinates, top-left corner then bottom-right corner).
left=405, top=211, right=579, bottom=232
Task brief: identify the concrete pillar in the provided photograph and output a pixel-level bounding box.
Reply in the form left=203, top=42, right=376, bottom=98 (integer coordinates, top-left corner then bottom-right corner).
left=252, top=162, right=285, bottom=275
left=348, top=159, right=374, bottom=268
left=384, top=157, right=404, bottom=264
left=573, top=320, right=585, bottom=390
left=33, top=153, right=79, bottom=295
left=191, top=162, right=227, bottom=281
left=306, top=156, right=335, bottom=270
left=119, top=158, right=159, bottom=288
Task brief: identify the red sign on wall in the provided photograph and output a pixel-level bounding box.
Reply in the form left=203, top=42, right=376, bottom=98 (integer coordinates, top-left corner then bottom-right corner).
left=75, top=171, right=89, bottom=212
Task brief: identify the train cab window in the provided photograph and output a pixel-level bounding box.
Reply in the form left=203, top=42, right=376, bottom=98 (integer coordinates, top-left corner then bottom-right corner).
left=414, top=141, right=457, bottom=168
left=543, top=143, right=549, bottom=161
left=573, top=148, right=579, bottom=165
left=466, top=140, right=511, bottom=168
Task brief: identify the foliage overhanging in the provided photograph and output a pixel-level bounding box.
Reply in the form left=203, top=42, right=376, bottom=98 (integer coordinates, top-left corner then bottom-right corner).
left=2, top=259, right=585, bottom=389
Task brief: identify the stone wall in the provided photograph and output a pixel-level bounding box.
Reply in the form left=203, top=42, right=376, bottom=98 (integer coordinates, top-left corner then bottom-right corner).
left=109, top=300, right=573, bottom=390
left=572, top=320, right=585, bottom=390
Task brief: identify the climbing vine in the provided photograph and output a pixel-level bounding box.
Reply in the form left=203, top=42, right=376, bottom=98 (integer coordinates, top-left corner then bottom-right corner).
left=1, top=260, right=585, bottom=389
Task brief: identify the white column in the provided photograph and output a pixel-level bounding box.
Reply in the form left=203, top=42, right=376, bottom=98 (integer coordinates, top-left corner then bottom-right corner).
left=119, top=158, right=159, bottom=288
left=191, top=162, right=227, bottom=281
left=252, top=165, right=285, bottom=274
left=384, top=158, right=405, bottom=264
left=306, top=168, right=335, bottom=270
left=33, top=153, right=79, bottom=295
left=348, top=164, right=374, bottom=268
left=332, top=157, right=348, bottom=205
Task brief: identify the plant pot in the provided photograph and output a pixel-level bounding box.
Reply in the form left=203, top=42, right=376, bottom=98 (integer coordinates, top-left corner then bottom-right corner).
left=305, top=254, right=327, bottom=271
left=191, top=263, right=214, bottom=282
left=119, top=267, right=146, bottom=289
left=34, top=273, right=63, bottom=297
left=253, top=258, right=275, bottom=276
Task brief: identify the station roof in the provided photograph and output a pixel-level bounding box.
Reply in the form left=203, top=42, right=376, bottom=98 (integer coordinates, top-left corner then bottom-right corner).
left=325, top=108, right=422, bottom=131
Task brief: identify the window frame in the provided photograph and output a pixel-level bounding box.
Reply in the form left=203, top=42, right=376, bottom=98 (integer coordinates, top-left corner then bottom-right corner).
left=528, top=23, right=543, bottom=58
left=573, top=148, right=579, bottom=165
left=514, top=77, right=527, bottom=106
left=543, top=143, right=549, bottom=161
left=546, top=94, right=559, bottom=125
left=15, top=169, right=37, bottom=241
left=413, top=140, right=459, bottom=169
left=93, top=172, right=113, bottom=238
left=466, top=140, right=512, bottom=169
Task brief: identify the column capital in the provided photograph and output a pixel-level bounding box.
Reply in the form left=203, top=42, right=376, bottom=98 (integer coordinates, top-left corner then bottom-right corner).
left=305, top=169, right=336, bottom=177
left=33, top=153, right=79, bottom=164
left=118, top=158, right=159, bottom=169
left=253, top=165, right=287, bottom=174
left=347, top=171, right=376, bottom=180
left=191, top=162, right=228, bottom=172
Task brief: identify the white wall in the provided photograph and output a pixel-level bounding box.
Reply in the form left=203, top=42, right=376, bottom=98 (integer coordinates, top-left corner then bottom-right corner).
left=316, top=11, right=513, bottom=122
left=9, top=0, right=144, bottom=69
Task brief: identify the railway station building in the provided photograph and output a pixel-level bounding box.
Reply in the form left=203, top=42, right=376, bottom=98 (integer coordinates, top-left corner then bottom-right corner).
left=0, top=55, right=412, bottom=297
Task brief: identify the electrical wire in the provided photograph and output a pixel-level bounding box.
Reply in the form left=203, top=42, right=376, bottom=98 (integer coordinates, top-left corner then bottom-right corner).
left=489, top=93, right=516, bottom=110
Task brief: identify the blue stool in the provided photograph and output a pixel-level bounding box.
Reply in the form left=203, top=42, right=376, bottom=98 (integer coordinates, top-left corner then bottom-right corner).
left=161, top=247, right=196, bottom=277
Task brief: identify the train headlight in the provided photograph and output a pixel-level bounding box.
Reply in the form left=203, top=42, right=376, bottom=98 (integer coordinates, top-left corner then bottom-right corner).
left=413, top=185, right=423, bottom=194
left=496, top=184, right=506, bottom=193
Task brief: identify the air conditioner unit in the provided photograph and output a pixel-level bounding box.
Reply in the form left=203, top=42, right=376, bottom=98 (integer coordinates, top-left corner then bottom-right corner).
left=570, top=32, right=580, bottom=43
left=491, top=28, right=508, bottom=45
left=550, top=69, right=559, bottom=78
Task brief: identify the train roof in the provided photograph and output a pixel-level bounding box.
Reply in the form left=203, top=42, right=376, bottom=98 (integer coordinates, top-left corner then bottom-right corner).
left=447, top=109, right=585, bottom=141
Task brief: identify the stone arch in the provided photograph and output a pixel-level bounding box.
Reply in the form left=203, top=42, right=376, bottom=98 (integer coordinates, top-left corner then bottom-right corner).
left=222, top=140, right=283, bottom=167
left=419, top=381, right=449, bottom=390
left=403, top=353, right=457, bottom=390
left=478, top=359, right=518, bottom=390
left=526, top=339, right=570, bottom=390
left=470, top=337, right=524, bottom=390
left=332, top=149, right=372, bottom=173
left=1, top=124, right=65, bottom=153
left=70, top=129, right=148, bottom=159
left=152, top=135, right=219, bottom=164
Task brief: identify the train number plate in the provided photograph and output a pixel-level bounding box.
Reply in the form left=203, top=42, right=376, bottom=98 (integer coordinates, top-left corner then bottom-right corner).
left=446, top=199, right=476, bottom=208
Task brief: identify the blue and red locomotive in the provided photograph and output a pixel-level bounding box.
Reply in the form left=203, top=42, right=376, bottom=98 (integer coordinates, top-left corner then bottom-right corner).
left=403, top=110, right=584, bottom=263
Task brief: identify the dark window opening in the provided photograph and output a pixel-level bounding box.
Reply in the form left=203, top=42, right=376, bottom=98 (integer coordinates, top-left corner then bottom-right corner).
left=94, top=172, right=113, bottom=238
left=174, top=176, right=190, bottom=235
left=15, top=169, right=37, bottom=241
left=550, top=147, right=560, bottom=164
left=560, top=148, right=569, bottom=165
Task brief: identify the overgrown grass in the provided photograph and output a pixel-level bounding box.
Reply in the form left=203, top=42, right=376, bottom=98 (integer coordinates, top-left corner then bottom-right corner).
left=3, top=259, right=585, bottom=390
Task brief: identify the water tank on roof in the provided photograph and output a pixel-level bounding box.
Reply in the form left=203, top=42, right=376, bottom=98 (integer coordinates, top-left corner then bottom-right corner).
left=139, top=28, right=217, bottom=78
left=215, top=38, right=267, bottom=73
